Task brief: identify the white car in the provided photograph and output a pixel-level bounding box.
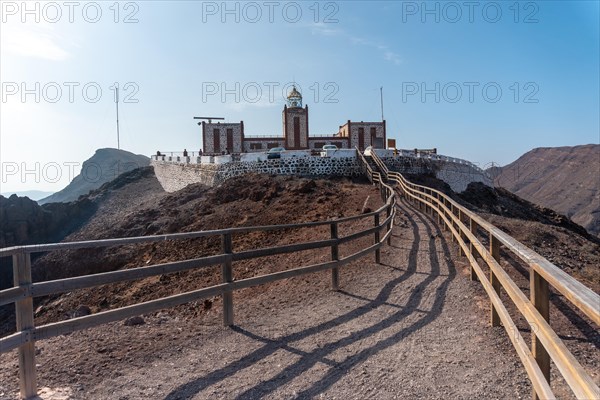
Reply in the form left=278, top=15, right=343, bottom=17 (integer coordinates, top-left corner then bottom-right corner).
left=364, top=146, right=373, bottom=156
left=267, top=147, right=286, bottom=159
left=320, top=144, right=338, bottom=157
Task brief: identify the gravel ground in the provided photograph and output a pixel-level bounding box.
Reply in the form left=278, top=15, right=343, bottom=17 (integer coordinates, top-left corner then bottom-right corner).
left=0, top=197, right=535, bottom=399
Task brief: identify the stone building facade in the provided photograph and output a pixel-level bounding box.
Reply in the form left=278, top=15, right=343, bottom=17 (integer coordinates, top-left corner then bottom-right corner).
left=202, top=87, right=386, bottom=154
left=200, top=122, right=244, bottom=154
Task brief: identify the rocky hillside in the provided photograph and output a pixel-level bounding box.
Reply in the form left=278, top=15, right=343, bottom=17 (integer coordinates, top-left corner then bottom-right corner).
left=489, top=144, right=600, bottom=236
left=0, top=195, right=97, bottom=291
left=0, top=170, right=381, bottom=335
left=38, top=148, right=149, bottom=205
left=1, top=168, right=598, bottom=399
left=0, top=167, right=160, bottom=291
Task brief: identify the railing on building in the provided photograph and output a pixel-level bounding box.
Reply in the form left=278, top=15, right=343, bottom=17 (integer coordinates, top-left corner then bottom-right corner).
left=0, top=175, right=396, bottom=399
left=151, top=148, right=487, bottom=177
left=381, top=149, right=484, bottom=173
left=242, top=134, right=284, bottom=138
left=369, top=150, right=600, bottom=400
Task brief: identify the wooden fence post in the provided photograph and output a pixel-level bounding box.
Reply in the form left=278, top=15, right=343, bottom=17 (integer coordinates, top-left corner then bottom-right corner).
left=457, top=210, right=464, bottom=257
left=221, top=233, right=234, bottom=326
left=531, top=269, right=551, bottom=399
left=450, top=204, right=455, bottom=243
left=469, top=219, right=479, bottom=281
left=386, top=204, right=392, bottom=245
left=441, top=206, right=447, bottom=231
left=374, top=214, right=381, bottom=264
left=330, top=222, right=339, bottom=291
left=13, top=251, right=37, bottom=399
left=490, top=234, right=501, bottom=327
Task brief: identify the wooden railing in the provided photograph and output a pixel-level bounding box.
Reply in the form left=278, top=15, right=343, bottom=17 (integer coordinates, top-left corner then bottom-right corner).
left=0, top=177, right=396, bottom=399
left=369, top=150, right=600, bottom=400
left=3, top=149, right=597, bottom=399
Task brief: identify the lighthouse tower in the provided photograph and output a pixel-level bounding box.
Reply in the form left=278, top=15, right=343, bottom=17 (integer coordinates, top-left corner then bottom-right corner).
left=282, top=86, right=309, bottom=150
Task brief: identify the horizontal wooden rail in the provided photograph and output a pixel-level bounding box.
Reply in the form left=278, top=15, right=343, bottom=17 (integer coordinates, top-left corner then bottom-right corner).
left=27, top=219, right=393, bottom=301
left=31, top=254, right=229, bottom=298
left=0, top=201, right=392, bottom=259
left=0, top=285, right=28, bottom=307
left=1, top=166, right=396, bottom=399
left=431, top=199, right=554, bottom=399
left=379, top=155, right=600, bottom=400
left=0, top=330, right=30, bottom=354
left=489, top=226, right=600, bottom=326
left=34, top=283, right=228, bottom=341
left=232, top=238, right=336, bottom=261
left=388, top=169, right=600, bottom=326
left=32, top=234, right=392, bottom=342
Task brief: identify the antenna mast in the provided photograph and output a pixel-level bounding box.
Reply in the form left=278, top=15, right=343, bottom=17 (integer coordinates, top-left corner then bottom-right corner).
left=380, top=86, right=384, bottom=121
left=115, top=85, right=120, bottom=150
left=193, top=116, right=225, bottom=124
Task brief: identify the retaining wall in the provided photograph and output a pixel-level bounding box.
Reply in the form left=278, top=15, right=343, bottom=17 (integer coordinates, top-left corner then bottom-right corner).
left=151, top=157, right=363, bottom=193
left=380, top=156, right=491, bottom=192
left=152, top=152, right=491, bottom=193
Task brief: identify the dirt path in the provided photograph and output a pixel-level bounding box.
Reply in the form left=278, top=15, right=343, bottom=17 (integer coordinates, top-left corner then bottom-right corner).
left=1, top=197, right=531, bottom=399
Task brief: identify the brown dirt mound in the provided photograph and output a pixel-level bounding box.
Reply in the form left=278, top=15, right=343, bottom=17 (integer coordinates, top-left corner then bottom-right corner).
left=1, top=173, right=381, bottom=336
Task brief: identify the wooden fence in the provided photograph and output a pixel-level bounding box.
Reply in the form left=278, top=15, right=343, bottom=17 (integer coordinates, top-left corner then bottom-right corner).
left=0, top=170, right=396, bottom=399
left=368, top=150, right=600, bottom=400
left=2, top=150, right=598, bottom=399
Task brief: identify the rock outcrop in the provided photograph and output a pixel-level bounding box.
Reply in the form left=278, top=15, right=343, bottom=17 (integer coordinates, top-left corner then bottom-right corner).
left=490, top=144, right=600, bottom=236
left=39, top=148, right=149, bottom=204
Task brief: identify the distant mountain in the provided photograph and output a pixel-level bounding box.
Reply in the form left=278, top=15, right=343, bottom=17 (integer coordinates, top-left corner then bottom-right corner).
left=38, top=148, right=149, bottom=205
left=490, top=144, right=600, bottom=236
left=0, top=190, right=54, bottom=201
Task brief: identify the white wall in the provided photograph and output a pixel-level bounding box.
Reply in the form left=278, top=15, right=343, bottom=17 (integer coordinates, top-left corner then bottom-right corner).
left=321, top=149, right=357, bottom=158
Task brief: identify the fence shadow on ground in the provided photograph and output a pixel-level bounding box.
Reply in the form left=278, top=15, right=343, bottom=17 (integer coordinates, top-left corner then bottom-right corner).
left=163, top=197, right=457, bottom=399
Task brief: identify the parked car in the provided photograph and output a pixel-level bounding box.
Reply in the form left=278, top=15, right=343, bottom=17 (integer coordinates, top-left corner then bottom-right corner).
left=267, top=147, right=286, bottom=159
left=364, top=146, right=373, bottom=156
left=320, top=144, right=338, bottom=157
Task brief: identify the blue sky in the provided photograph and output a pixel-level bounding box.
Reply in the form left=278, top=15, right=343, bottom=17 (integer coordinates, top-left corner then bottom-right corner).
left=1, top=0, right=599, bottom=192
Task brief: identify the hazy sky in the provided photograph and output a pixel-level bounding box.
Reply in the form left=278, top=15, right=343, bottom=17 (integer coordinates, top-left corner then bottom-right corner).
left=1, top=1, right=599, bottom=193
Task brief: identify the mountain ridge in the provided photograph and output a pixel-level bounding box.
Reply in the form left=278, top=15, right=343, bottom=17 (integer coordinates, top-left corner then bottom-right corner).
left=490, top=144, right=599, bottom=236
left=38, top=148, right=149, bottom=205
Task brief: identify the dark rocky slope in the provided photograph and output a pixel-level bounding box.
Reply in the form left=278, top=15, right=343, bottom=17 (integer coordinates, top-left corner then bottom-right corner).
left=489, top=144, right=600, bottom=236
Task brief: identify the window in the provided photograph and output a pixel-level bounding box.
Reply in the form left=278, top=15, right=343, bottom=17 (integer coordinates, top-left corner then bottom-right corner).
left=249, top=143, right=262, bottom=150
left=267, top=142, right=280, bottom=149
left=213, top=128, right=220, bottom=153
left=226, top=128, right=234, bottom=152
left=358, top=127, right=365, bottom=150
